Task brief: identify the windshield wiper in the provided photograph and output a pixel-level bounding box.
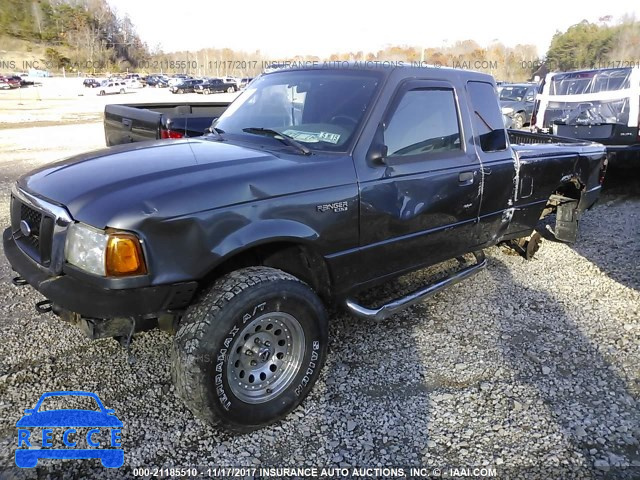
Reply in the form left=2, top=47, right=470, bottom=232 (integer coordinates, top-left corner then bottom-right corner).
left=204, top=125, right=225, bottom=140
left=242, top=127, right=311, bottom=155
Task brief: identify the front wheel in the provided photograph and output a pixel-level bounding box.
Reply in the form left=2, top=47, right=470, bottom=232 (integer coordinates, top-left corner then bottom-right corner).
left=119, top=88, right=125, bottom=94
left=172, top=267, right=328, bottom=433
left=227, top=86, right=235, bottom=93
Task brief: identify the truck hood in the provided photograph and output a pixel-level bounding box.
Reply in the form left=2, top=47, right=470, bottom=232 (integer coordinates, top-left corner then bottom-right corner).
left=19, top=139, right=354, bottom=229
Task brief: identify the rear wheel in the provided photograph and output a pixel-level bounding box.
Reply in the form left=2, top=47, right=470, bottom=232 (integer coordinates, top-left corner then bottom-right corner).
left=204, top=88, right=211, bottom=95
left=119, top=88, right=125, bottom=94
left=227, top=86, right=235, bottom=93
left=172, top=267, right=328, bottom=433
left=99, top=90, right=105, bottom=96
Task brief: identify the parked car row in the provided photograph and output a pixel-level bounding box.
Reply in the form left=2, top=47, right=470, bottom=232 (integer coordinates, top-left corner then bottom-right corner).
left=81, top=74, right=248, bottom=96
left=82, top=73, right=254, bottom=92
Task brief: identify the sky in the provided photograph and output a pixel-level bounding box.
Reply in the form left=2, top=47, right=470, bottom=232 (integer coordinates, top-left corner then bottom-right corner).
left=106, top=0, right=639, bottom=58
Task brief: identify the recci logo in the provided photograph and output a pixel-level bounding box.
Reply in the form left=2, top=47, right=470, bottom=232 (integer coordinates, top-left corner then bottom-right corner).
left=15, top=391, right=123, bottom=468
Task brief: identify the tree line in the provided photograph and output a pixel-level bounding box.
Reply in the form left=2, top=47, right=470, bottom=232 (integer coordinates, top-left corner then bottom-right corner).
left=0, top=0, right=149, bottom=71
left=545, top=16, right=640, bottom=72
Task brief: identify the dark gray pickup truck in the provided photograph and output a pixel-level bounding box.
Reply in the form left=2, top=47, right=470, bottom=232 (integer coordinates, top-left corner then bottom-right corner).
left=4, top=65, right=607, bottom=432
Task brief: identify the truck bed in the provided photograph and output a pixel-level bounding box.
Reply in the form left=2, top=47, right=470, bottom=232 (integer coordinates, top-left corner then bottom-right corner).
left=104, top=102, right=231, bottom=146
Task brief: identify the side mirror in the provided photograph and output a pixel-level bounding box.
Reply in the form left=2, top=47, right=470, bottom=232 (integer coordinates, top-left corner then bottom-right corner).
left=24, top=409, right=34, bottom=414
left=105, top=408, right=115, bottom=415
left=367, top=123, right=389, bottom=165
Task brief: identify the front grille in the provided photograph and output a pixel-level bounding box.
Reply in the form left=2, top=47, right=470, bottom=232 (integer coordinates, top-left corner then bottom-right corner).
left=12, top=199, right=54, bottom=266
left=20, top=203, right=42, bottom=250
left=10, top=186, right=72, bottom=274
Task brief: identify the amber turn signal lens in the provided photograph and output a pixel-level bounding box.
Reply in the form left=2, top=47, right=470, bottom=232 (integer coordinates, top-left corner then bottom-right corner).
left=105, top=234, right=147, bottom=276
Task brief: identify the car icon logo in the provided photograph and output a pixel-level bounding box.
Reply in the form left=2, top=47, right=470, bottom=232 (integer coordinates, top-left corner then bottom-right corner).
left=15, top=391, right=123, bottom=468
left=19, top=220, right=31, bottom=237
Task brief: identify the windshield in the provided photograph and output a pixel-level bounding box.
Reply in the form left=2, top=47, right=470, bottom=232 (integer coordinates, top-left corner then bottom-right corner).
left=214, top=69, right=382, bottom=152
left=499, top=86, right=529, bottom=101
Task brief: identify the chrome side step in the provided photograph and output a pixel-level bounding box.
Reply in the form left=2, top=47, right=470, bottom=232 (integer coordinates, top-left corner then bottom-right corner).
left=345, top=251, right=487, bottom=321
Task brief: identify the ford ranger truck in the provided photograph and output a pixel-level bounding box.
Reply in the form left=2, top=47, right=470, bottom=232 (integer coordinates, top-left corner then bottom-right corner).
left=3, top=65, right=607, bottom=432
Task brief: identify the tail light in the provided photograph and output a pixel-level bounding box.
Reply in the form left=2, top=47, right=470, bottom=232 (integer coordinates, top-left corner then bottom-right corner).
left=160, top=128, right=184, bottom=139
left=599, top=156, right=609, bottom=185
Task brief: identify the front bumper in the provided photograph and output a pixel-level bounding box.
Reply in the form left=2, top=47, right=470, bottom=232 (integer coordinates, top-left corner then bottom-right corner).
left=3, top=227, right=197, bottom=319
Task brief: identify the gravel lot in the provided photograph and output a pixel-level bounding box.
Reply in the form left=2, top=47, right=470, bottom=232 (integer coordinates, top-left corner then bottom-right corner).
left=0, top=107, right=638, bottom=479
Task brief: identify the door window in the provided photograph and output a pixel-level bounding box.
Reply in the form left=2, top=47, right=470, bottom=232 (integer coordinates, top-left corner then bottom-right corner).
left=384, top=89, right=461, bottom=157
left=467, top=81, right=508, bottom=152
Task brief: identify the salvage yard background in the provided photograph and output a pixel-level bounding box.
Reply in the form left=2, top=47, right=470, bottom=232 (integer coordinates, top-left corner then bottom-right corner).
left=0, top=80, right=638, bottom=479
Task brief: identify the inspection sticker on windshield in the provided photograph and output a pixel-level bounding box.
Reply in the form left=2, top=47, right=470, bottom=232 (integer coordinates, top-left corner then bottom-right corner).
left=318, top=132, right=341, bottom=144
left=282, top=130, right=320, bottom=143
left=283, top=130, right=341, bottom=144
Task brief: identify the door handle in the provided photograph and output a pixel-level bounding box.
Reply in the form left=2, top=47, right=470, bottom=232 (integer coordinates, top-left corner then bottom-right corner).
left=458, top=171, right=475, bottom=186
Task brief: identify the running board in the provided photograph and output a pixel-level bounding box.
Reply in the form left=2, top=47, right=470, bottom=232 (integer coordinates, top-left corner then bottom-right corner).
left=345, top=251, right=487, bottom=321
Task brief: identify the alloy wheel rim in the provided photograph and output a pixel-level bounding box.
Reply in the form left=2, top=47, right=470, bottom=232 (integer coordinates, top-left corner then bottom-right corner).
left=226, top=312, right=306, bottom=403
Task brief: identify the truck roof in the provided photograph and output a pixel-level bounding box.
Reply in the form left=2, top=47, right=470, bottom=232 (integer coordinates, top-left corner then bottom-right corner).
left=263, top=62, right=496, bottom=85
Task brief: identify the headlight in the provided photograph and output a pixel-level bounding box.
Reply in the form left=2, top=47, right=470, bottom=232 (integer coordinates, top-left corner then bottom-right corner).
left=501, top=106, right=514, bottom=115
left=65, top=223, right=147, bottom=277
left=65, top=223, right=108, bottom=275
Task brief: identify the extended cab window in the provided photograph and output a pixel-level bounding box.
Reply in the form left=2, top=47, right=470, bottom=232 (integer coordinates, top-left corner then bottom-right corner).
left=384, top=89, right=461, bottom=157
left=467, top=81, right=507, bottom=152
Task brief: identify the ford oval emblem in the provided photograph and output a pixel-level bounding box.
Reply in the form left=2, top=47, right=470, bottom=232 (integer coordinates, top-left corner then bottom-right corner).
left=19, top=220, right=32, bottom=237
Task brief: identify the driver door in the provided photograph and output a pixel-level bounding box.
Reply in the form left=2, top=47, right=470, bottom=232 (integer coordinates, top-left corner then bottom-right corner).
left=356, top=80, right=482, bottom=280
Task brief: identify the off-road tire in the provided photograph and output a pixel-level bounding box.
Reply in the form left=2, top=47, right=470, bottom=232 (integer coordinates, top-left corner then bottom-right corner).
left=172, top=266, right=328, bottom=433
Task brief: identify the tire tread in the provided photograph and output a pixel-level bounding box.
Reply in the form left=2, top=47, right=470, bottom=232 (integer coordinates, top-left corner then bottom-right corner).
left=172, top=267, right=312, bottom=433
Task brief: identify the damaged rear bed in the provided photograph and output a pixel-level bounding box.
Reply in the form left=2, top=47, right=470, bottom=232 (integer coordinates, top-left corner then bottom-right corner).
left=506, top=130, right=607, bottom=243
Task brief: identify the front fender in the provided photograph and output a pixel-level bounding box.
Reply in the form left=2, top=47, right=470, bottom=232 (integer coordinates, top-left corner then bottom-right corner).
left=210, top=219, right=321, bottom=262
